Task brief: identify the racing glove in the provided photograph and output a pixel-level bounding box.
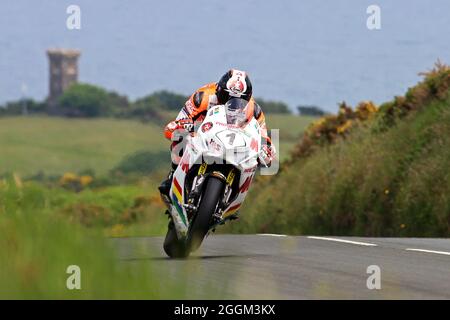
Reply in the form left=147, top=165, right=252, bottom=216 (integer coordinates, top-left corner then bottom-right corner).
left=165, top=119, right=194, bottom=141
left=259, top=144, right=276, bottom=167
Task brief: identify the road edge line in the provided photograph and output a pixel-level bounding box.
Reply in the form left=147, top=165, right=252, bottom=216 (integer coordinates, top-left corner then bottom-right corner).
left=405, top=248, right=450, bottom=256
left=307, top=236, right=378, bottom=247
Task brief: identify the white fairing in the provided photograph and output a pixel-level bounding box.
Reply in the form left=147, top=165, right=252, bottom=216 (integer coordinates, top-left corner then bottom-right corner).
left=169, top=104, right=263, bottom=239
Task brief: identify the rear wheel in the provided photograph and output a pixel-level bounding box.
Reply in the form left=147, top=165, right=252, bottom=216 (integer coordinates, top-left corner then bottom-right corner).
left=187, top=176, right=225, bottom=252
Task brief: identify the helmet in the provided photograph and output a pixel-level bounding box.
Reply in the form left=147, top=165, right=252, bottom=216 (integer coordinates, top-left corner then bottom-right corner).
left=216, top=69, right=253, bottom=104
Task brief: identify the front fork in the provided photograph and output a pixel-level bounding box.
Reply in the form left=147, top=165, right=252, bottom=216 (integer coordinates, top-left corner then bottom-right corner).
left=186, top=163, right=236, bottom=226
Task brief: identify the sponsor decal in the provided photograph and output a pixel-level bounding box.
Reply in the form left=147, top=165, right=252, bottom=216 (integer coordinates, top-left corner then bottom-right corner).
left=226, top=169, right=235, bottom=185
left=250, top=138, right=258, bottom=151
left=215, top=122, right=241, bottom=129
left=201, top=122, right=213, bottom=132
left=171, top=178, right=187, bottom=226
left=198, top=163, right=207, bottom=175
left=208, top=138, right=222, bottom=152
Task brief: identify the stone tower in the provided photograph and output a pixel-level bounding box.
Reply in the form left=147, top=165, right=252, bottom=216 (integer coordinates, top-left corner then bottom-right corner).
left=47, top=48, right=81, bottom=109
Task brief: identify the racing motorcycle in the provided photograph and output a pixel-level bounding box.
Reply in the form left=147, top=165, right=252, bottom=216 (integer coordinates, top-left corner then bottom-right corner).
left=160, top=98, right=269, bottom=258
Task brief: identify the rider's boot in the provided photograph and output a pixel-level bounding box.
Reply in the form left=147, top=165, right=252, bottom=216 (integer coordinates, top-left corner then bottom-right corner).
left=158, top=168, right=174, bottom=199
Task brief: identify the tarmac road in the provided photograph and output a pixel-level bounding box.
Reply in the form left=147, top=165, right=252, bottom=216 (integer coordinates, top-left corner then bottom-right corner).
left=112, top=234, right=450, bottom=299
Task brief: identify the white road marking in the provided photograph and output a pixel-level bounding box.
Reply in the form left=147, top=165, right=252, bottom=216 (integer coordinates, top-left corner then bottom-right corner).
left=307, top=236, right=378, bottom=247
left=405, top=248, right=450, bottom=256
left=258, top=234, right=287, bottom=237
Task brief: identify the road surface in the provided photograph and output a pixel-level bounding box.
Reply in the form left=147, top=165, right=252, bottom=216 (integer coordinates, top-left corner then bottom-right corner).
left=112, top=235, right=450, bottom=299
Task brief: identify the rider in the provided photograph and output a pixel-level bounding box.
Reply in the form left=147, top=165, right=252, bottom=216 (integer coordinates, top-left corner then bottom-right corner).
left=158, top=69, right=275, bottom=197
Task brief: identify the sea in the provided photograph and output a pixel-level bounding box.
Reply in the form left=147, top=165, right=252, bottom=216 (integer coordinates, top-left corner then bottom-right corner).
left=1, top=0, right=449, bottom=112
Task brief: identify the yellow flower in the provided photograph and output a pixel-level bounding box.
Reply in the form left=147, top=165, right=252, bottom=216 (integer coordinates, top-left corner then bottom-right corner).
left=110, top=224, right=125, bottom=237
left=60, top=172, right=78, bottom=185
left=79, top=175, right=93, bottom=187
left=362, top=101, right=378, bottom=113
left=306, top=117, right=327, bottom=134
left=337, top=120, right=352, bottom=134
left=13, top=173, right=23, bottom=189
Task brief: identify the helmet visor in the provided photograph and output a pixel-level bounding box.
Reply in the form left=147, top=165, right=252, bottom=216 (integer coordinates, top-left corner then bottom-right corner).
left=225, top=98, right=250, bottom=127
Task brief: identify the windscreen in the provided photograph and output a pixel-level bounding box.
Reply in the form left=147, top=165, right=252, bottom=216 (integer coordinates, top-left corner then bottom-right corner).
left=225, top=98, right=250, bottom=127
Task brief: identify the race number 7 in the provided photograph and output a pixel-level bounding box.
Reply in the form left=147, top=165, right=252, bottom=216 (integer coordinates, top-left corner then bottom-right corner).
left=225, top=132, right=236, bottom=145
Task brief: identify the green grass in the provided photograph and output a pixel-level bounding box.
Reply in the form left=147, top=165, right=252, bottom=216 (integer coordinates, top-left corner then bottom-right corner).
left=0, top=180, right=236, bottom=299
left=0, top=114, right=314, bottom=175
left=0, top=116, right=167, bottom=176
left=0, top=176, right=168, bottom=235
left=265, top=114, right=317, bottom=161
left=0, top=180, right=176, bottom=299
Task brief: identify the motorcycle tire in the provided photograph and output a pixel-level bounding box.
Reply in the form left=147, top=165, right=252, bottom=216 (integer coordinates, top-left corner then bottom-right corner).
left=163, top=220, right=189, bottom=258
left=187, top=176, right=224, bottom=253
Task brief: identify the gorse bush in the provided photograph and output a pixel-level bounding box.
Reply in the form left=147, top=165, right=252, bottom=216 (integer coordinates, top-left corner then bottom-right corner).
left=377, top=61, right=450, bottom=128
left=291, top=101, right=378, bottom=159
left=291, top=62, right=450, bottom=161
left=59, top=172, right=94, bottom=192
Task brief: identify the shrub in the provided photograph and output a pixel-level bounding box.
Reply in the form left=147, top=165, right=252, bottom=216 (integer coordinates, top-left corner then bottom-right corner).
left=291, top=101, right=378, bottom=159
left=59, top=172, right=94, bottom=192
left=0, top=99, right=46, bottom=116
left=255, top=98, right=291, bottom=114
left=58, top=83, right=111, bottom=117
left=112, top=150, right=169, bottom=175
left=297, top=105, right=327, bottom=116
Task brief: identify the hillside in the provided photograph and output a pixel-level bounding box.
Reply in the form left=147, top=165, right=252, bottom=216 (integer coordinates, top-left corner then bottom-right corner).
left=0, top=114, right=315, bottom=176
left=226, top=63, right=450, bottom=237
left=0, top=117, right=167, bottom=176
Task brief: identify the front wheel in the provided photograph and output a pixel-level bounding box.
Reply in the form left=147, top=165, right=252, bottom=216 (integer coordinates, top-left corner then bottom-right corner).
left=187, top=176, right=224, bottom=252
left=163, top=220, right=189, bottom=258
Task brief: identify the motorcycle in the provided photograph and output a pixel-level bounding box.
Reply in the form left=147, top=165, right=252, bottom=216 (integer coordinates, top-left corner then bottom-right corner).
left=160, top=98, right=269, bottom=258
